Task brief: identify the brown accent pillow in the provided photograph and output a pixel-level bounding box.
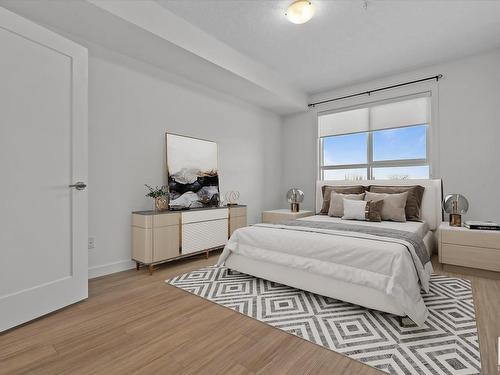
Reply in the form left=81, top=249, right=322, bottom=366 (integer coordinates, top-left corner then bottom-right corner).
left=328, top=192, right=365, bottom=217
left=365, top=191, right=408, bottom=222
left=365, top=200, right=384, bottom=222
left=320, top=185, right=366, bottom=214
left=369, top=185, right=425, bottom=221
left=340, top=199, right=384, bottom=222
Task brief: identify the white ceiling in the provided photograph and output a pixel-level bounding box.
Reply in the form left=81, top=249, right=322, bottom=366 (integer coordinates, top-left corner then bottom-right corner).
left=158, top=0, right=500, bottom=95
left=0, top=0, right=307, bottom=113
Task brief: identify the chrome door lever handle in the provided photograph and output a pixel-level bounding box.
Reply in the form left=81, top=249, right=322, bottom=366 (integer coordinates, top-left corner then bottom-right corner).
left=69, top=181, right=87, bottom=190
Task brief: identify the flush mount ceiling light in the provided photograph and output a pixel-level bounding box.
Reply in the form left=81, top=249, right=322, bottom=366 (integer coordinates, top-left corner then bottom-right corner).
left=286, top=0, right=315, bottom=24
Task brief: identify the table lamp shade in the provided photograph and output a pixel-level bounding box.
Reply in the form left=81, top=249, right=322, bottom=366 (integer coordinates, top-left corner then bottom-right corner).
left=443, top=194, right=468, bottom=226
left=287, top=188, right=304, bottom=213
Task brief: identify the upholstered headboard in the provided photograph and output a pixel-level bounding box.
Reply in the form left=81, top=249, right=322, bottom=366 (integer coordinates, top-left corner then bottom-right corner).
left=316, top=179, right=443, bottom=231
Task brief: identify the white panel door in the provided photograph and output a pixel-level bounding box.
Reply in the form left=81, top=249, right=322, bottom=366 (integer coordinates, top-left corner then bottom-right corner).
left=0, top=8, right=88, bottom=332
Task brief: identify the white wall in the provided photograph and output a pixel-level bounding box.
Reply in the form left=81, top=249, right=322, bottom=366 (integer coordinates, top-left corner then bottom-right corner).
left=88, top=47, right=282, bottom=278
left=85, top=43, right=500, bottom=277
left=283, top=48, right=500, bottom=223
left=281, top=111, right=317, bottom=210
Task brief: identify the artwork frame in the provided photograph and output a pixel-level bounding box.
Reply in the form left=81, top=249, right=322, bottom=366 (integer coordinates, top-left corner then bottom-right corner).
left=165, top=133, right=220, bottom=209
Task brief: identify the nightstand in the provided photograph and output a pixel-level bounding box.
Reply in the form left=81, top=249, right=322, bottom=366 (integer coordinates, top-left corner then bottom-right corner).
left=262, top=209, right=314, bottom=224
left=438, top=222, right=500, bottom=279
left=228, top=205, right=247, bottom=236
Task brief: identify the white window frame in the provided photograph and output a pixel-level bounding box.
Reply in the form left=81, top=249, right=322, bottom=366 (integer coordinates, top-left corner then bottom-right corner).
left=315, top=86, right=439, bottom=181
left=319, top=123, right=430, bottom=180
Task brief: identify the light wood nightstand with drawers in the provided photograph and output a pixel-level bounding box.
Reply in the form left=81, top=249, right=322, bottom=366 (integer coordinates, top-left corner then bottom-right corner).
left=438, top=222, right=500, bottom=279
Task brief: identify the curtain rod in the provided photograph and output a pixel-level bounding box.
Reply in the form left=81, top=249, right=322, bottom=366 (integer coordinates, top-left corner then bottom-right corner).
left=308, top=74, right=443, bottom=108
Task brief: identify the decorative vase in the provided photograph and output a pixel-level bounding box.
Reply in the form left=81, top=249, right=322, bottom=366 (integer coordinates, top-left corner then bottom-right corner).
left=224, top=191, right=240, bottom=206
left=154, top=196, right=169, bottom=211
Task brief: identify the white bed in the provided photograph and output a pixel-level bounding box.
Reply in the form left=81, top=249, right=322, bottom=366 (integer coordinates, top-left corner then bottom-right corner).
left=217, top=179, right=442, bottom=325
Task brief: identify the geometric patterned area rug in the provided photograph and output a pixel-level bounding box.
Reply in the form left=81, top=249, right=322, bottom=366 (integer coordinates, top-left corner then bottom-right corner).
left=166, top=266, right=481, bottom=375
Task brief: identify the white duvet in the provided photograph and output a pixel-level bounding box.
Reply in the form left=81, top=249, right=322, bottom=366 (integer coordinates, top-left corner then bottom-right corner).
left=218, top=215, right=433, bottom=325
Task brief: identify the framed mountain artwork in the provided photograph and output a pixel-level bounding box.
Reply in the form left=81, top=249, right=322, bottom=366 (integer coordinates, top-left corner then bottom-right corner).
left=165, top=133, right=220, bottom=208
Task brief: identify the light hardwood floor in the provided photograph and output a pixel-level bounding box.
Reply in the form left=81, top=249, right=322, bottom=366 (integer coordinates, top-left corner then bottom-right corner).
left=1, top=253, right=499, bottom=375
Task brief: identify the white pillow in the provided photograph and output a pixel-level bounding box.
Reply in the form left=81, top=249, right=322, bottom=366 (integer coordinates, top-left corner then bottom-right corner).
left=342, top=199, right=366, bottom=221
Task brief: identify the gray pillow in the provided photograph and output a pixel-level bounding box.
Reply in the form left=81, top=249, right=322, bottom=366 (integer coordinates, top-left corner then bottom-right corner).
left=369, top=185, right=425, bottom=221
left=328, top=192, right=365, bottom=217
left=365, top=191, right=408, bottom=222
left=320, top=185, right=366, bottom=214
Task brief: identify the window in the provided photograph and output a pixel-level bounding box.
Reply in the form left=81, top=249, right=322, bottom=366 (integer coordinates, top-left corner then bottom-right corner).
left=319, top=96, right=430, bottom=180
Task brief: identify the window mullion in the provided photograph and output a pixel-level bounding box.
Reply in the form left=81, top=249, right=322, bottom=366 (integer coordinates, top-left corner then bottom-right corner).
left=321, top=164, right=369, bottom=170
left=367, top=132, right=373, bottom=179
left=367, top=107, right=373, bottom=180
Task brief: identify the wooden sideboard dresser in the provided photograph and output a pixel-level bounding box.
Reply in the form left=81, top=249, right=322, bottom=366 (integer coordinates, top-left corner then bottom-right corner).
left=132, top=205, right=247, bottom=274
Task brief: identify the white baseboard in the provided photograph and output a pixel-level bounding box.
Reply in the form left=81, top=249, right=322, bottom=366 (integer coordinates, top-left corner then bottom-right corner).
left=88, top=259, right=135, bottom=279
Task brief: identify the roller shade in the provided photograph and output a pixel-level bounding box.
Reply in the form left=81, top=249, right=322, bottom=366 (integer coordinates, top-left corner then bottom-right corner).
left=371, top=97, right=430, bottom=131
left=318, top=108, right=368, bottom=137
left=319, top=94, right=430, bottom=137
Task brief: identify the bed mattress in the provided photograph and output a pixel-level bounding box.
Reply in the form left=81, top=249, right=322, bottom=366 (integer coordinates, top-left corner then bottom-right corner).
left=298, top=215, right=432, bottom=254
left=218, top=215, right=433, bottom=325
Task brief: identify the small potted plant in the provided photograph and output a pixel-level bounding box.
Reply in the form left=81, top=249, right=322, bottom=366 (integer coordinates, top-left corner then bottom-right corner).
left=145, top=184, right=169, bottom=211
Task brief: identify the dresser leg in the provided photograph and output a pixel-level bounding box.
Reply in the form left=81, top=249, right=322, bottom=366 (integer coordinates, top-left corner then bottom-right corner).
left=148, top=264, right=154, bottom=275
left=135, top=261, right=140, bottom=271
